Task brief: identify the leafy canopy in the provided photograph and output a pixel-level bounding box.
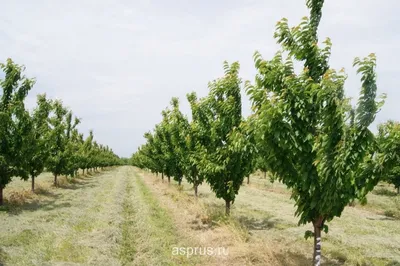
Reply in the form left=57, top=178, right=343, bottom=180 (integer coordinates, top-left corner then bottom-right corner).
left=246, top=0, right=385, bottom=227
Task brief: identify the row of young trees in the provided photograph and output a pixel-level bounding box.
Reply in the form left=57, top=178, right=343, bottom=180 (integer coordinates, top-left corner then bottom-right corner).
left=131, top=62, right=255, bottom=215
left=0, top=59, right=121, bottom=205
left=131, top=0, right=399, bottom=264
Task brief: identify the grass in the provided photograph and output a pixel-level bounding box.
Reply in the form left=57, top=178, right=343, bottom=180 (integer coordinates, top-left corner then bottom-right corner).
left=141, top=170, right=400, bottom=265
left=0, top=167, right=122, bottom=265
left=1, top=167, right=400, bottom=265
left=119, top=176, right=137, bottom=264
left=122, top=171, right=200, bottom=265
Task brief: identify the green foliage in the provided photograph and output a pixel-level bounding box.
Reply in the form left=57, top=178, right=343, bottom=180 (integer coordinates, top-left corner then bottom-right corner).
left=133, top=98, right=189, bottom=187
left=44, top=92, right=119, bottom=183
left=0, top=59, right=34, bottom=201
left=0, top=58, right=120, bottom=199
left=248, top=0, right=383, bottom=228
left=46, top=101, right=74, bottom=184
left=132, top=63, right=255, bottom=206
left=164, top=98, right=189, bottom=185
left=377, top=121, right=400, bottom=193
left=184, top=92, right=206, bottom=194
left=23, top=94, right=53, bottom=190
left=247, top=0, right=385, bottom=263
left=195, top=62, right=255, bottom=214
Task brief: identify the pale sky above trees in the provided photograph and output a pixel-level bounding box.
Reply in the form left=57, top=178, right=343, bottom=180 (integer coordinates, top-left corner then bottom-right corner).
left=1, top=0, right=398, bottom=157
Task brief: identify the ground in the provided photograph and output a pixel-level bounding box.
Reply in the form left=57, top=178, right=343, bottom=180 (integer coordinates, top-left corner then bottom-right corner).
left=0, top=166, right=399, bottom=266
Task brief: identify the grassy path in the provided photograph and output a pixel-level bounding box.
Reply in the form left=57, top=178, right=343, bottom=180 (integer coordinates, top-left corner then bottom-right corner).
left=0, top=166, right=194, bottom=266
left=118, top=169, right=194, bottom=265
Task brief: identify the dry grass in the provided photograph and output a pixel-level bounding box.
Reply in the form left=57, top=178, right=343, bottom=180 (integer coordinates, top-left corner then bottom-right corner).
left=140, top=170, right=302, bottom=265
left=0, top=168, right=123, bottom=265
left=6, top=189, right=35, bottom=206
left=1, top=167, right=399, bottom=265
left=139, top=169, right=400, bottom=265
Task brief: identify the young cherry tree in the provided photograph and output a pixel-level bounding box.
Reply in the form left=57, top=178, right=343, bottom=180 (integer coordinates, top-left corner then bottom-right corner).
left=166, top=97, right=189, bottom=186
left=157, top=109, right=181, bottom=184
left=185, top=92, right=206, bottom=197
left=152, top=125, right=168, bottom=181
left=46, top=101, right=68, bottom=186
left=24, top=94, right=53, bottom=192
left=47, top=102, right=80, bottom=186
left=377, top=121, right=400, bottom=194
left=0, top=59, right=34, bottom=205
left=246, top=0, right=385, bottom=264
left=197, top=61, right=255, bottom=215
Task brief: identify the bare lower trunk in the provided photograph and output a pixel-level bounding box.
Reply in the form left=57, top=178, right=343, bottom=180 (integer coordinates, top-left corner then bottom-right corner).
left=348, top=199, right=355, bottom=207
left=31, top=175, right=35, bottom=192
left=225, top=200, right=231, bottom=216
left=54, top=174, right=58, bottom=187
left=178, top=177, right=182, bottom=186
left=83, top=169, right=85, bottom=175
left=264, top=171, right=267, bottom=179
left=194, top=184, right=198, bottom=197
left=168, top=176, right=170, bottom=183
left=0, top=186, right=3, bottom=206
left=162, top=172, right=164, bottom=182
left=313, top=218, right=323, bottom=266
left=247, top=176, right=250, bottom=184
left=397, top=186, right=400, bottom=194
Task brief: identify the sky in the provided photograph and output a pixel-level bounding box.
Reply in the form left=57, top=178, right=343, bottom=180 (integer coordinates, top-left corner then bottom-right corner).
left=1, top=0, right=399, bottom=157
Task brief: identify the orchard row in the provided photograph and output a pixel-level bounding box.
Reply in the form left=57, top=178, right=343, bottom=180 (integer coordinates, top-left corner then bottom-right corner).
left=131, top=0, right=400, bottom=264
left=0, top=59, right=121, bottom=205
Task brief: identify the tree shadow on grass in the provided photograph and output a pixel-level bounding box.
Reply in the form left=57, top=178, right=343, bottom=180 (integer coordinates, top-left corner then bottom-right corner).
left=187, top=192, right=210, bottom=199
left=237, top=215, right=278, bottom=230
left=55, top=175, right=97, bottom=190
left=0, top=191, right=73, bottom=215
left=373, top=188, right=399, bottom=197
left=0, top=174, right=96, bottom=215
left=56, top=181, right=96, bottom=190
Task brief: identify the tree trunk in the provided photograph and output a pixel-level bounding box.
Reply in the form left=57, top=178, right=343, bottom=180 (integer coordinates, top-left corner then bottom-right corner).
left=0, top=186, right=3, bottom=206
left=162, top=172, right=164, bottom=182
left=247, top=176, right=250, bottom=184
left=178, top=177, right=182, bottom=186
left=83, top=169, right=85, bottom=175
left=194, top=184, right=198, bottom=197
left=397, top=186, right=399, bottom=194
left=31, top=175, right=35, bottom=192
left=313, top=218, right=323, bottom=266
left=225, top=200, right=231, bottom=216
left=168, top=176, right=170, bottom=183
left=264, top=171, right=267, bottom=179
left=54, top=174, right=58, bottom=187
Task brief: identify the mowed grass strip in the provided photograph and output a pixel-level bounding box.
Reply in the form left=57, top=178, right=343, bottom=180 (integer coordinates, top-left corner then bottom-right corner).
left=118, top=170, right=196, bottom=266
left=119, top=176, right=137, bottom=264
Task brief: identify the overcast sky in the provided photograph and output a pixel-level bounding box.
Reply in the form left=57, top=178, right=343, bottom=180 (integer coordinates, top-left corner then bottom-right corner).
left=1, top=0, right=399, bottom=157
